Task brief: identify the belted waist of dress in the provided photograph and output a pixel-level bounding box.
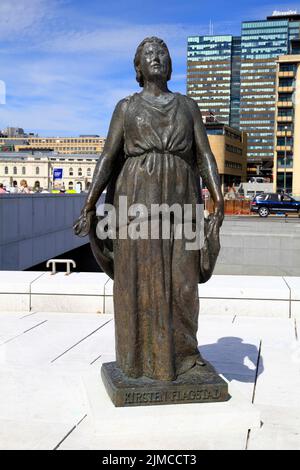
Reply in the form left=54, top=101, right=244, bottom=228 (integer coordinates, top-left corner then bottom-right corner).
left=124, top=150, right=194, bottom=167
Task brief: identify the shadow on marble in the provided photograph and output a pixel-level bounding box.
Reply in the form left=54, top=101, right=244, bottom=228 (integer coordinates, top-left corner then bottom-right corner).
left=199, top=337, right=264, bottom=383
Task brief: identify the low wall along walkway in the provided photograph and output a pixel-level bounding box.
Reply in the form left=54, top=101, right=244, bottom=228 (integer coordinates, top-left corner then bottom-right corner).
left=0, top=271, right=299, bottom=319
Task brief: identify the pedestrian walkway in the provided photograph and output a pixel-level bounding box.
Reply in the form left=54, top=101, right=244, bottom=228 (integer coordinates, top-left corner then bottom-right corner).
left=0, top=311, right=299, bottom=449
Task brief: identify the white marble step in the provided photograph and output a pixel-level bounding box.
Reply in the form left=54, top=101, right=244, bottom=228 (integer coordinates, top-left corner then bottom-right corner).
left=1, top=313, right=111, bottom=367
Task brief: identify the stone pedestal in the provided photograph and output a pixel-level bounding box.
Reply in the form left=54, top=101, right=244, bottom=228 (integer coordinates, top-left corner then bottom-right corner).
left=80, top=370, right=261, bottom=450
left=101, top=361, right=229, bottom=407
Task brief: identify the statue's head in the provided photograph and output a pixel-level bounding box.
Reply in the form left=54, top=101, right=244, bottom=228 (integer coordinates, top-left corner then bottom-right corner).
left=134, top=37, right=172, bottom=87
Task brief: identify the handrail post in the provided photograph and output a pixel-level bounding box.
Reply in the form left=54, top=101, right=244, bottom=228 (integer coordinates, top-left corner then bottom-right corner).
left=46, top=259, right=77, bottom=275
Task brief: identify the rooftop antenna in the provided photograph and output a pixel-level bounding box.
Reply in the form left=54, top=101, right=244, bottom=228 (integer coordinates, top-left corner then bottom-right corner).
left=209, top=19, right=214, bottom=35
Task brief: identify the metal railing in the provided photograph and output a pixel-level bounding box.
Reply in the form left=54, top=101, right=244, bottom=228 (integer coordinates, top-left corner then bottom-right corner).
left=46, top=259, right=76, bottom=275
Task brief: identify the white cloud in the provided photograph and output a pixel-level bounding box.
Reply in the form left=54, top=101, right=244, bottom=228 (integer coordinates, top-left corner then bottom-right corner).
left=0, top=1, right=244, bottom=135
left=38, top=22, right=190, bottom=57
left=0, top=58, right=138, bottom=135
left=0, top=0, right=60, bottom=39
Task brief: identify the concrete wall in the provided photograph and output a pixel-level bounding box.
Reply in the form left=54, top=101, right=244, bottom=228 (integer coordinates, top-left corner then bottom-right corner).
left=0, top=193, right=88, bottom=270
left=216, top=217, right=300, bottom=276
left=1, top=194, right=300, bottom=276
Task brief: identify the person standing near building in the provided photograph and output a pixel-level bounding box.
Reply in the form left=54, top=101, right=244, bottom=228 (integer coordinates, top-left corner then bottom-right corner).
left=9, top=181, right=19, bottom=193
left=0, top=183, right=7, bottom=194
left=19, top=179, right=30, bottom=193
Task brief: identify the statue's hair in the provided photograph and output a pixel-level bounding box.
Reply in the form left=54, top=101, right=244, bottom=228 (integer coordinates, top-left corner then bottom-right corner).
left=134, top=37, right=172, bottom=87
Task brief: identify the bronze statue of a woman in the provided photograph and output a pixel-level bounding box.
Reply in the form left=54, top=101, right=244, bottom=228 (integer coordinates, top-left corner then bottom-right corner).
left=74, top=37, right=228, bottom=406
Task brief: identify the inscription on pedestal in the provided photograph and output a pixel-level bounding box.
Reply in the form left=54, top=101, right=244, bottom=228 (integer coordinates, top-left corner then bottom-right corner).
left=101, top=361, right=229, bottom=407
left=124, top=388, right=221, bottom=405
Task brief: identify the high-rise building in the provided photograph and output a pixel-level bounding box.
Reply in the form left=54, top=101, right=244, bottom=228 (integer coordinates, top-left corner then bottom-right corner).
left=273, top=55, right=300, bottom=196
left=1, top=127, right=26, bottom=138
left=187, top=12, right=300, bottom=178
left=187, top=35, right=241, bottom=126
left=240, top=13, right=300, bottom=175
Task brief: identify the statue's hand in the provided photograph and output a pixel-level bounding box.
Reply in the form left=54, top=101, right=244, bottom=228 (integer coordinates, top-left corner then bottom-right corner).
left=206, top=213, right=220, bottom=244
left=213, top=202, right=224, bottom=228
left=201, top=210, right=222, bottom=284
left=205, top=205, right=223, bottom=253
left=73, top=206, right=95, bottom=237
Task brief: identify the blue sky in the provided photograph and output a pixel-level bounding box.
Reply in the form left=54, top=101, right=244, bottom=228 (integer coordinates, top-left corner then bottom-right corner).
left=0, top=0, right=299, bottom=136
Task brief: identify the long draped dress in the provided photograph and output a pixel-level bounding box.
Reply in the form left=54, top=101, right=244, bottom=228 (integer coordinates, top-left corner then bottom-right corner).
left=112, top=92, right=203, bottom=381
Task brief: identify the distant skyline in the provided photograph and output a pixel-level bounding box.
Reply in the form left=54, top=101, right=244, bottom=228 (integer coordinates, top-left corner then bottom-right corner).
left=0, top=0, right=299, bottom=136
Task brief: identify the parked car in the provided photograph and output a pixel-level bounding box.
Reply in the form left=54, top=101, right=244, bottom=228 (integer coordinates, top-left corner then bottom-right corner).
left=237, top=182, right=273, bottom=198
left=251, top=193, right=300, bottom=217
left=248, top=177, right=269, bottom=183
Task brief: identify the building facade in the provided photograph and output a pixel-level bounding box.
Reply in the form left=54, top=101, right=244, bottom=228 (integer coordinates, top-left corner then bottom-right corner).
left=0, top=127, right=26, bottom=138
left=0, top=125, right=247, bottom=195
left=187, top=12, right=300, bottom=178
left=273, top=55, right=300, bottom=196
left=0, top=152, right=99, bottom=191
left=0, top=135, right=105, bottom=154
left=203, top=116, right=247, bottom=191
left=240, top=14, right=300, bottom=175
left=187, top=35, right=241, bottom=127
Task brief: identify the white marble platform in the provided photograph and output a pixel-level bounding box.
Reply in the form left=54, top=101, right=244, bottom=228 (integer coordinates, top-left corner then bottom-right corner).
left=30, top=272, right=110, bottom=313
left=0, top=271, right=44, bottom=311
left=0, top=311, right=299, bottom=450
left=199, top=275, right=290, bottom=318
left=0, top=272, right=300, bottom=317
left=78, top=371, right=260, bottom=450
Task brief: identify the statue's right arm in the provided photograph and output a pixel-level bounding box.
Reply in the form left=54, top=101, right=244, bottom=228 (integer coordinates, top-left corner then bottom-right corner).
left=73, top=98, right=127, bottom=236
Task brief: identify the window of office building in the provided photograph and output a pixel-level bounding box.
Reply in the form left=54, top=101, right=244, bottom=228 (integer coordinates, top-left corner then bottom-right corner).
left=276, top=172, right=293, bottom=192
left=278, top=78, right=294, bottom=87
left=225, top=144, right=243, bottom=155
left=277, top=137, right=293, bottom=146
left=278, top=109, right=293, bottom=116
left=279, top=63, right=296, bottom=72
left=277, top=123, right=293, bottom=132
left=278, top=93, right=293, bottom=102
left=277, top=157, right=293, bottom=169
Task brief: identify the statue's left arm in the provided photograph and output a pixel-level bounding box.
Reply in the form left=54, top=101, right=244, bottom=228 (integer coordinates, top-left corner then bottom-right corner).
left=187, top=97, right=224, bottom=226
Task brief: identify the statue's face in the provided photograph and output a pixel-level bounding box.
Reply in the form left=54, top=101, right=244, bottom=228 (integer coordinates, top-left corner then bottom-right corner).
left=139, top=42, right=169, bottom=83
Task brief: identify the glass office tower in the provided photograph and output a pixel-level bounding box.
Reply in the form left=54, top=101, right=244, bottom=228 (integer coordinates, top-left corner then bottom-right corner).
left=187, top=13, right=300, bottom=177
left=240, top=14, right=300, bottom=173
left=187, top=35, right=241, bottom=126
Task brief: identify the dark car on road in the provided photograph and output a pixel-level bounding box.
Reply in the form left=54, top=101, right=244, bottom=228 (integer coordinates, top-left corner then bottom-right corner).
left=251, top=193, right=300, bottom=217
